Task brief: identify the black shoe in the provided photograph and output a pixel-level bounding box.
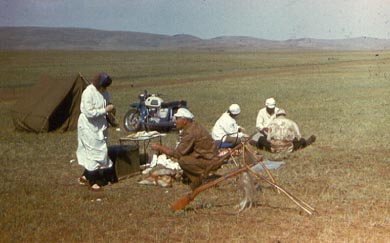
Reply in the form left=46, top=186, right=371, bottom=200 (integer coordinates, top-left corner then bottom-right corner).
left=306, top=135, right=316, bottom=145
left=249, top=140, right=257, bottom=147
left=181, top=175, right=191, bottom=185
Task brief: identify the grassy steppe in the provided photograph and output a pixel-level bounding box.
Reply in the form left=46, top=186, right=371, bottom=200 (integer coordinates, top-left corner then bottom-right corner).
left=1, top=50, right=390, bottom=242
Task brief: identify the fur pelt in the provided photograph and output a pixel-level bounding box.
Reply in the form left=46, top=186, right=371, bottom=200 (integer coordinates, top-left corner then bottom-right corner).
left=138, top=165, right=178, bottom=188
left=237, top=171, right=256, bottom=212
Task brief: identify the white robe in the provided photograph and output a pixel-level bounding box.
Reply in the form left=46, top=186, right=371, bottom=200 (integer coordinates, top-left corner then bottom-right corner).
left=252, top=107, right=280, bottom=142
left=76, top=84, right=113, bottom=171
left=255, top=107, right=280, bottom=131
left=211, top=112, right=243, bottom=141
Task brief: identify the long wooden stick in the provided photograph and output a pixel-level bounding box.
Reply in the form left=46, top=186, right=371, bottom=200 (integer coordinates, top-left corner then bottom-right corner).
left=171, top=164, right=254, bottom=211
left=241, top=149, right=314, bottom=214
left=242, top=144, right=314, bottom=212
left=242, top=160, right=315, bottom=215
left=243, top=145, right=280, bottom=193
left=203, top=132, right=257, bottom=176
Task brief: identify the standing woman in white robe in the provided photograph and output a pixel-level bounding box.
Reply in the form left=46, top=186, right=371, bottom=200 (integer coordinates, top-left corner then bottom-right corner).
left=76, top=72, right=115, bottom=191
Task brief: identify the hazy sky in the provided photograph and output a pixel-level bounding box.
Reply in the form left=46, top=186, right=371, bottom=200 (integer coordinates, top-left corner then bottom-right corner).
left=1, top=0, right=390, bottom=40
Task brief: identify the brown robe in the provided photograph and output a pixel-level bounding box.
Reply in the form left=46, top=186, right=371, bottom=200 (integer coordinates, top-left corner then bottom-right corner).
left=168, top=120, right=219, bottom=189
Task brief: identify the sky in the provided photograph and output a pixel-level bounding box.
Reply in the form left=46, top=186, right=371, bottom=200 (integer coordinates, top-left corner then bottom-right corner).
left=1, top=0, right=390, bottom=40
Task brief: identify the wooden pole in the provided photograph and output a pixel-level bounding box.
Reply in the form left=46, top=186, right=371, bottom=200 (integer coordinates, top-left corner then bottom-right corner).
left=243, top=161, right=315, bottom=215
left=243, top=145, right=280, bottom=193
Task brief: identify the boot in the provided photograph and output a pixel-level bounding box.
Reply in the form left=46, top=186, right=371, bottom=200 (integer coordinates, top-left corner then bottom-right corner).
left=190, top=177, right=203, bottom=191
left=249, top=140, right=257, bottom=146
left=306, top=135, right=316, bottom=145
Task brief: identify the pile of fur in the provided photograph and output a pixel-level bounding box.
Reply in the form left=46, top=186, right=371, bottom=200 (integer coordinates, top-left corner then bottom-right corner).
left=138, top=154, right=182, bottom=188
left=138, top=165, right=180, bottom=187
left=237, top=171, right=256, bottom=212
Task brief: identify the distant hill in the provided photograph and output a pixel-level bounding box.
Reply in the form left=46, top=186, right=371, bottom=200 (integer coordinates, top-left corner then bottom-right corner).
left=1, top=26, right=390, bottom=51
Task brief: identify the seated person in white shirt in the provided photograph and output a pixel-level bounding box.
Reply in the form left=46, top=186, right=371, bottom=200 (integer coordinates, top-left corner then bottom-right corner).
left=212, top=104, right=248, bottom=148
left=256, top=98, right=279, bottom=135
left=250, top=97, right=279, bottom=150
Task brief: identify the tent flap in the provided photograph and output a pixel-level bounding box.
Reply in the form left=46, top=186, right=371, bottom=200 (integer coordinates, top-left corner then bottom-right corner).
left=11, top=73, right=88, bottom=133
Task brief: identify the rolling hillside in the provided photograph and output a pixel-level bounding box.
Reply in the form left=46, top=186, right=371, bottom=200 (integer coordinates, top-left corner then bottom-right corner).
left=1, top=26, right=390, bottom=51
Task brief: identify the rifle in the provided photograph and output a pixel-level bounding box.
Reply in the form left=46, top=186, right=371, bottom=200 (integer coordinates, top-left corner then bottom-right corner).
left=171, top=132, right=258, bottom=211
left=171, top=163, right=254, bottom=211
left=203, top=131, right=258, bottom=176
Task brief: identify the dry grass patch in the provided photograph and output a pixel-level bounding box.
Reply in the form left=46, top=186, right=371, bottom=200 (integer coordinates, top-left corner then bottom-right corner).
left=1, top=50, right=390, bottom=242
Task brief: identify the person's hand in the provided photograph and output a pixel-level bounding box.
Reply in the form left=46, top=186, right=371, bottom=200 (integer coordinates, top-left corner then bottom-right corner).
left=239, top=133, right=250, bottom=142
left=105, top=104, right=114, bottom=113
left=238, top=126, right=246, bottom=133
left=262, top=127, right=269, bottom=133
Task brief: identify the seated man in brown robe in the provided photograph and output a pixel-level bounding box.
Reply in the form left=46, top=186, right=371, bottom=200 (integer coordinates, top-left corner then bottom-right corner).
left=151, top=108, right=219, bottom=190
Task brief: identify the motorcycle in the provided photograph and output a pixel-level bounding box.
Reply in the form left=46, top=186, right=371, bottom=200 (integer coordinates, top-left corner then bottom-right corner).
left=123, top=90, right=187, bottom=132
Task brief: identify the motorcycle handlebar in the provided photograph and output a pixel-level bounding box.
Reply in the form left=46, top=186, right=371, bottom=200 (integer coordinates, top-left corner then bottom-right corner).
left=140, top=90, right=163, bottom=97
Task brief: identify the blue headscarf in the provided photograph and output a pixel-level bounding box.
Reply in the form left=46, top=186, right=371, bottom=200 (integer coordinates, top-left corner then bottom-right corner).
left=96, top=72, right=112, bottom=88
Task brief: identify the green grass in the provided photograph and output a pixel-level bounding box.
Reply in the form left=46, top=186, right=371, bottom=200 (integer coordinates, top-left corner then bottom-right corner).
left=1, top=50, right=390, bottom=242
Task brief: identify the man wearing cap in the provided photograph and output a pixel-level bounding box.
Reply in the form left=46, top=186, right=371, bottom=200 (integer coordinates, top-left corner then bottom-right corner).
left=212, top=104, right=248, bottom=148
left=256, top=98, right=279, bottom=133
left=151, top=108, right=219, bottom=190
left=251, top=98, right=280, bottom=150
left=267, top=109, right=316, bottom=153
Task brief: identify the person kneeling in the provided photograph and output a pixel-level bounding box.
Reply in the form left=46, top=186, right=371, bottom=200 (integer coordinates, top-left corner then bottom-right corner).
left=151, top=108, right=220, bottom=190
left=257, top=109, right=316, bottom=153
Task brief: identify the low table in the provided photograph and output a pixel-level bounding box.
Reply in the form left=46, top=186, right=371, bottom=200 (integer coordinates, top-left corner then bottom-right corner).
left=119, top=133, right=166, bottom=163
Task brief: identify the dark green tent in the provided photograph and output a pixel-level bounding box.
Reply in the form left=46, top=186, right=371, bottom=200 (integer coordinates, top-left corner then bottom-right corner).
left=11, top=73, right=89, bottom=133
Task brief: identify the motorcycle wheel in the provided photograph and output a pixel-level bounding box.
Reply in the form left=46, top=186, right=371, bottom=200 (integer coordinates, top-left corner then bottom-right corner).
left=123, top=109, right=141, bottom=132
